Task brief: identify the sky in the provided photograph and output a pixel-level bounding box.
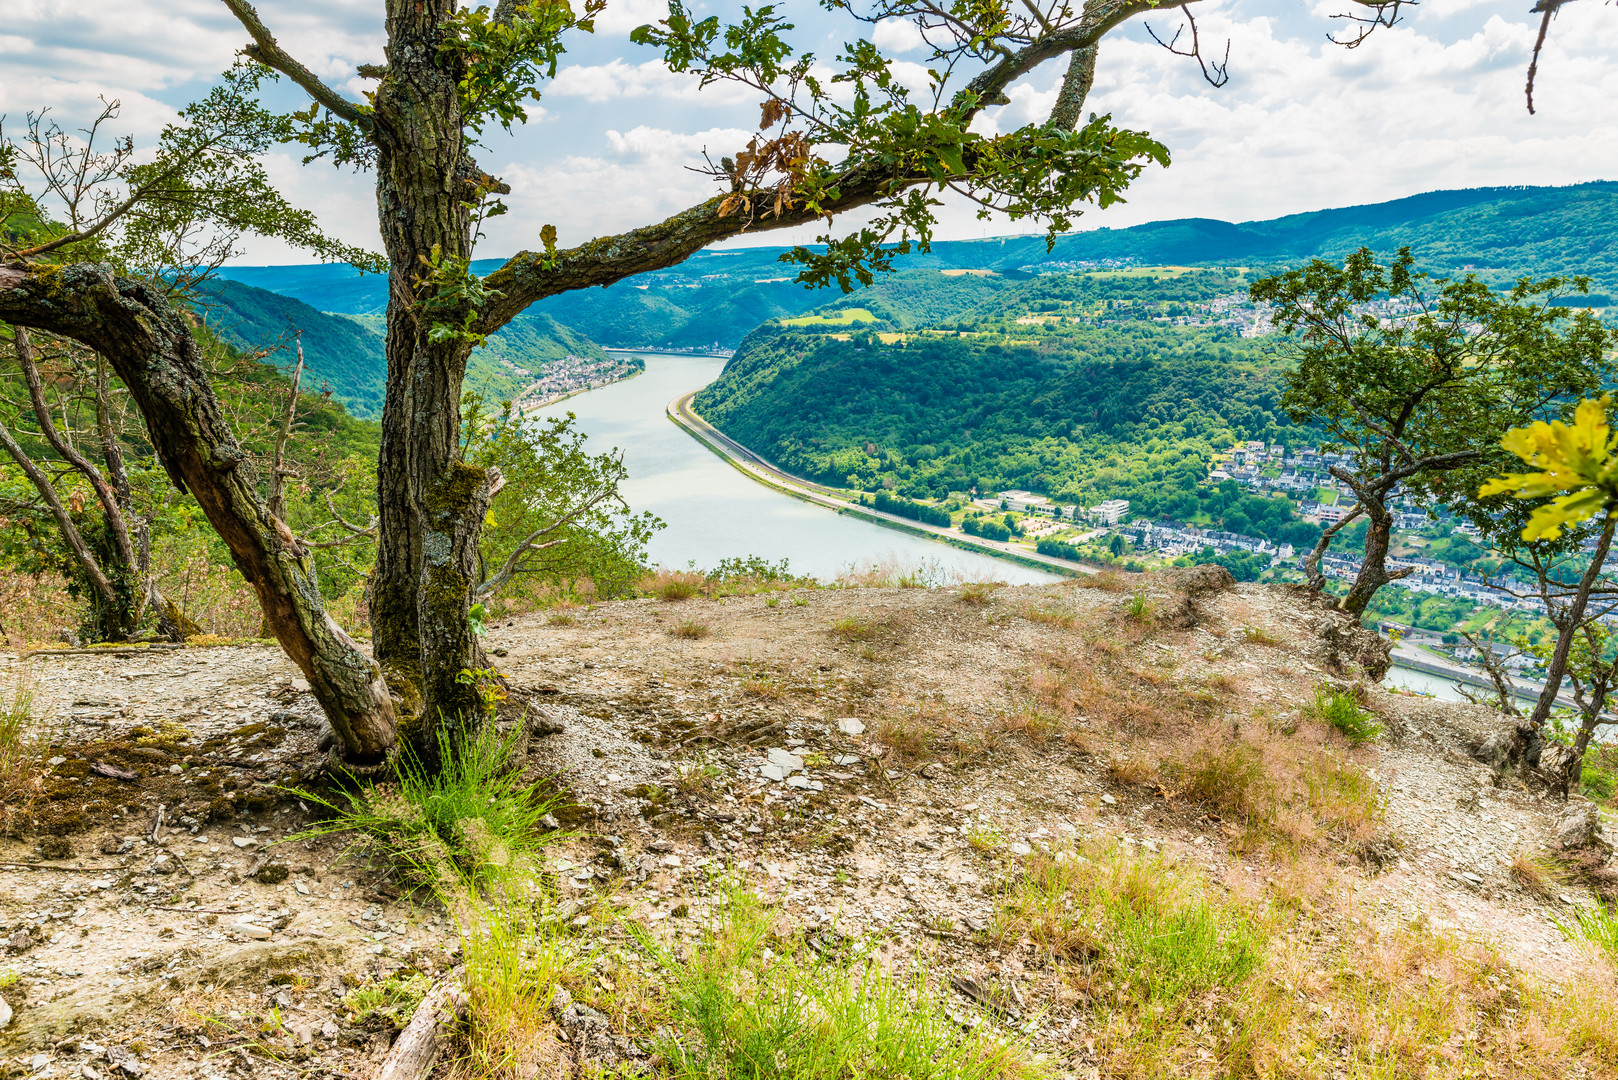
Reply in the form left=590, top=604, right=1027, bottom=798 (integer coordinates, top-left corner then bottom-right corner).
left=2, top=0, right=1614, bottom=265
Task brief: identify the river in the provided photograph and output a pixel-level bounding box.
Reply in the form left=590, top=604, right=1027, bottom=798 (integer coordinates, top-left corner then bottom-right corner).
left=532, top=353, right=1489, bottom=697
left=530, top=353, right=1058, bottom=584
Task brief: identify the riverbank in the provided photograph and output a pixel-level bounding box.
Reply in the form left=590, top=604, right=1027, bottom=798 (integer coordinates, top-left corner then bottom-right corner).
left=667, top=391, right=1092, bottom=580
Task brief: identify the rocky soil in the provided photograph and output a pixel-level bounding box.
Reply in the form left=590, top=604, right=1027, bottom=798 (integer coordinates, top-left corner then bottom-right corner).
left=0, top=574, right=1609, bottom=1079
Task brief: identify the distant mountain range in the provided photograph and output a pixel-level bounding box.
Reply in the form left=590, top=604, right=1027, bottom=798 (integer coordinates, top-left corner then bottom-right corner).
left=206, top=181, right=1615, bottom=415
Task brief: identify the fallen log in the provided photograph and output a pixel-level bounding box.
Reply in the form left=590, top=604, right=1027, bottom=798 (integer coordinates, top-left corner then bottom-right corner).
left=375, top=978, right=468, bottom=1080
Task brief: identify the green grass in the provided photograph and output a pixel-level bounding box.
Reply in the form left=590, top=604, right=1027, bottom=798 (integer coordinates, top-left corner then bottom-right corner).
left=830, top=615, right=882, bottom=641
left=1308, top=685, right=1385, bottom=745
left=780, top=307, right=879, bottom=327
left=343, top=971, right=434, bottom=1026
left=634, top=881, right=1045, bottom=1080
left=289, top=724, right=562, bottom=892
left=459, top=898, right=578, bottom=1077
left=992, top=842, right=1261, bottom=1042
left=1558, top=903, right=1618, bottom=966
left=1123, top=589, right=1154, bottom=622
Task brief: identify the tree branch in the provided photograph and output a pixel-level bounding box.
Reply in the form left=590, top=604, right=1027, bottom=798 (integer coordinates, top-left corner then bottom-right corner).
left=218, top=0, right=371, bottom=128
left=13, top=327, right=138, bottom=571
left=472, top=480, right=622, bottom=600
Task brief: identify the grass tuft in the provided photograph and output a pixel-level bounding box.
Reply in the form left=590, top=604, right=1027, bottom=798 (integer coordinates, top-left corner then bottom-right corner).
left=957, top=581, right=999, bottom=605
left=636, top=880, right=1046, bottom=1080
left=289, top=724, right=560, bottom=892
left=669, top=620, right=711, bottom=640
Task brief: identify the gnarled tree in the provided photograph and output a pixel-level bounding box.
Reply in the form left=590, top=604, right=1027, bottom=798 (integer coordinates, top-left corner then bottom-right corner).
left=1254, top=249, right=1610, bottom=617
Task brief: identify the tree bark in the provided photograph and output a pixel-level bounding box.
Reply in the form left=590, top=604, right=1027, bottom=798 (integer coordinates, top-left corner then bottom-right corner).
left=1528, top=516, right=1616, bottom=733
left=0, top=261, right=397, bottom=762
left=1339, top=504, right=1405, bottom=617
left=367, top=0, right=490, bottom=758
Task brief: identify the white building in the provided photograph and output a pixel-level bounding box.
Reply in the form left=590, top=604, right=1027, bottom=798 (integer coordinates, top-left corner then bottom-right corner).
left=1092, top=499, right=1130, bottom=525
left=1000, top=490, right=1051, bottom=513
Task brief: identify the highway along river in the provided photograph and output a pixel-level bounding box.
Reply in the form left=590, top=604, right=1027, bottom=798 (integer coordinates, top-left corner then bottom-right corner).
left=528, top=352, right=1058, bottom=584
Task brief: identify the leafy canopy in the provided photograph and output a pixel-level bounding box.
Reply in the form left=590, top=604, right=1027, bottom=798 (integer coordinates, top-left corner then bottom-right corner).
left=1480, top=396, right=1618, bottom=542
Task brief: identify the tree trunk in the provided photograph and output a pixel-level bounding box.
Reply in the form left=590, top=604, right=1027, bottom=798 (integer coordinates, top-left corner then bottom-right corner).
left=1529, top=516, right=1616, bottom=732
left=368, top=0, right=493, bottom=761
left=0, top=262, right=397, bottom=762
left=1340, top=505, right=1397, bottom=617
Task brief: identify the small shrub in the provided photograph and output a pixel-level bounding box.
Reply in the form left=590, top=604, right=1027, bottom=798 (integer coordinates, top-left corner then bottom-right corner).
left=792, top=594, right=809, bottom=607
left=669, top=620, right=710, bottom=640
left=958, top=581, right=1000, bottom=605
left=1123, top=589, right=1154, bottom=622
left=643, top=569, right=703, bottom=601
left=764, top=595, right=779, bottom=608
left=1242, top=625, right=1281, bottom=646
left=1309, top=685, right=1384, bottom=745
left=546, top=611, right=577, bottom=626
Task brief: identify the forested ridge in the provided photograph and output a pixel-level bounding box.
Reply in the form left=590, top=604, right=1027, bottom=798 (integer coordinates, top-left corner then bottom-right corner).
left=694, top=313, right=1308, bottom=517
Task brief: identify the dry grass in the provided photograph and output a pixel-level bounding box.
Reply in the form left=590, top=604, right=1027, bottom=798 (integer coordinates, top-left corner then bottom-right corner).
left=642, top=569, right=704, bottom=601
left=1075, top=569, right=1131, bottom=592
left=1021, top=603, right=1077, bottom=628
left=1106, top=754, right=1157, bottom=786
left=740, top=673, right=784, bottom=699
left=668, top=620, right=710, bottom=640
left=957, top=581, right=1000, bottom=605
left=1241, top=624, right=1282, bottom=646
left=1000, top=704, right=1065, bottom=745
left=1511, top=848, right=1571, bottom=899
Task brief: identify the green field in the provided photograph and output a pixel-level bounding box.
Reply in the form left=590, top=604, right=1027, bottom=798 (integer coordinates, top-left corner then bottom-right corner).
left=781, top=308, right=879, bottom=327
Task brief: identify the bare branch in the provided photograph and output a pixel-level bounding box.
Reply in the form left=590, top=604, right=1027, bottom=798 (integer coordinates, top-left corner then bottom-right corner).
left=218, top=0, right=371, bottom=128
left=473, top=479, right=624, bottom=600
left=1525, top=0, right=1572, bottom=114
left=13, top=327, right=137, bottom=570
left=1144, top=6, right=1229, bottom=89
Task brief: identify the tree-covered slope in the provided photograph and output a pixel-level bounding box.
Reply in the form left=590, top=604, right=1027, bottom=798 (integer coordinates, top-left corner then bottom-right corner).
left=694, top=318, right=1306, bottom=518
left=197, top=280, right=610, bottom=417
left=194, top=278, right=388, bottom=416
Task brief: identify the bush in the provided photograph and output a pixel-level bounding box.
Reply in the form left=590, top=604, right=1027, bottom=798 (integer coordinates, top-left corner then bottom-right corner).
left=1308, top=685, right=1384, bottom=745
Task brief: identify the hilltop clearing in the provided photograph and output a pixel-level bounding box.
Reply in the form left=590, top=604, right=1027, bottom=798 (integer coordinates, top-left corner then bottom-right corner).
left=0, top=571, right=1614, bottom=1078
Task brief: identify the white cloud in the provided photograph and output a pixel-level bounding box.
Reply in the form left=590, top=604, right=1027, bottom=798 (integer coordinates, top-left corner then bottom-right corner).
left=5, top=0, right=1615, bottom=264
left=547, top=58, right=737, bottom=103
left=872, top=18, right=928, bottom=53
